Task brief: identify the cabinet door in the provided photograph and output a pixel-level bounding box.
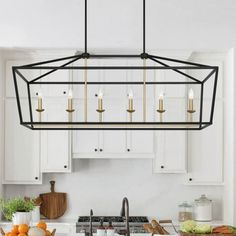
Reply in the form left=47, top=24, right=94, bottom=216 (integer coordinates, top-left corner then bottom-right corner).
left=186, top=101, right=223, bottom=185
left=126, top=99, right=154, bottom=156
left=4, top=99, right=41, bottom=184
left=72, top=99, right=99, bottom=157
left=153, top=131, right=186, bottom=173
left=40, top=100, right=71, bottom=173
left=100, top=98, right=127, bottom=155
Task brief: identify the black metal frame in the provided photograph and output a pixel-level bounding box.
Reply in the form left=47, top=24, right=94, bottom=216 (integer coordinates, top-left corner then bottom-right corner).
left=12, top=0, right=218, bottom=130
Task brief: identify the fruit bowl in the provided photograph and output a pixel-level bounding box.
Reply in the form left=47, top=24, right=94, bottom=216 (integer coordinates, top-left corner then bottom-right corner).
left=0, top=221, right=56, bottom=236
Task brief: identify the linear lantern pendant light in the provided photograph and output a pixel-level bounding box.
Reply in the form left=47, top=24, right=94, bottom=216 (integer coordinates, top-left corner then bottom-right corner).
left=12, top=0, right=218, bottom=130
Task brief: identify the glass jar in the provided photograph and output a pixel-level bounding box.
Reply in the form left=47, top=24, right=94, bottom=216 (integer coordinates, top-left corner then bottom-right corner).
left=178, top=202, right=193, bottom=222
left=194, top=194, right=212, bottom=222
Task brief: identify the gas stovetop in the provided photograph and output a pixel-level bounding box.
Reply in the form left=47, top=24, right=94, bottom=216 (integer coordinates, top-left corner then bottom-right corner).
left=78, top=216, right=149, bottom=224
left=76, top=216, right=149, bottom=233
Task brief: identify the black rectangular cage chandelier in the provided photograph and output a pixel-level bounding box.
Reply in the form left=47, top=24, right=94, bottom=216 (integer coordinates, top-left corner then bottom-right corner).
left=12, top=0, right=218, bottom=130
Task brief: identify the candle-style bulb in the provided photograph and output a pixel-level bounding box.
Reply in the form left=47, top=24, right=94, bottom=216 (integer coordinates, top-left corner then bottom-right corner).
left=188, top=88, right=194, bottom=99
left=68, top=89, right=73, bottom=99
left=128, top=90, right=133, bottom=99
left=188, top=88, right=194, bottom=112
left=158, top=92, right=164, bottom=111
left=67, top=89, right=73, bottom=111
left=98, top=90, right=103, bottom=110
left=159, top=92, right=164, bottom=100
left=37, top=91, right=43, bottom=110
left=38, top=92, right=42, bottom=98
left=98, top=90, right=103, bottom=99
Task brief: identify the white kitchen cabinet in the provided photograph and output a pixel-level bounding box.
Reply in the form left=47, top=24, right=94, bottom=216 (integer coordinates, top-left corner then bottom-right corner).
left=184, top=53, right=224, bottom=185
left=153, top=131, right=187, bottom=173
left=72, top=97, right=154, bottom=158
left=185, top=100, right=223, bottom=185
left=3, top=99, right=42, bottom=184
left=72, top=99, right=101, bottom=157
left=40, top=99, right=72, bottom=172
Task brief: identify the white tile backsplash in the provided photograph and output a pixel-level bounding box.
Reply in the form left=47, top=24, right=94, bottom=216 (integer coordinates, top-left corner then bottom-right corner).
left=4, top=159, right=223, bottom=220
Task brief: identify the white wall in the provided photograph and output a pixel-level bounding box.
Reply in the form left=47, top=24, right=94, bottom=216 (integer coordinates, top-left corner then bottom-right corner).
left=4, top=160, right=223, bottom=220
left=0, top=0, right=236, bottom=51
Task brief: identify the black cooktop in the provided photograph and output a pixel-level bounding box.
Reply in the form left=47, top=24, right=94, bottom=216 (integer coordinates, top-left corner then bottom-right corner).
left=78, top=216, right=149, bottom=223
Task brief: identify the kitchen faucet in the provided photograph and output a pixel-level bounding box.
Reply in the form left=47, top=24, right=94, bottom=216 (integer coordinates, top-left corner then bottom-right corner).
left=120, top=197, right=130, bottom=236
left=89, top=209, right=93, bottom=236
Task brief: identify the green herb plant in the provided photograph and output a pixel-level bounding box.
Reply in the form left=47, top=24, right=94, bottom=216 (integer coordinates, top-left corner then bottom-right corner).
left=0, top=197, right=35, bottom=220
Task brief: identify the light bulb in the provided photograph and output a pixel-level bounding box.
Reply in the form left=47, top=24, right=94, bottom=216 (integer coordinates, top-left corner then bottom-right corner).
left=98, top=90, right=103, bottom=99
left=189, top=88, right=194, bottom=99
left=68, top=89, right=73, bottom=99
left=128, top=90, right=133, bottom=99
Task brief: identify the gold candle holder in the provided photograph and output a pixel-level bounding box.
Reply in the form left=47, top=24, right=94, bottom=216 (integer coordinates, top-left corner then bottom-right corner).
left=66, top=89, right=75, bottom=113
left=97, top=90, right=105, bottom=122
left=156, top=93, right=165, bottom=122
left=187, top=108, right=196, bottom=123
left=156, top=109, right=166, bottom=113
left=36, top=92, right=44, bottom=113
left=127, top=90, right=135, bottom=122
left=187, top=89, right=195, bottom=119
left=36, top=93, right=44, bottom=122
left=66, top=108, right=75, bottom=113
left=187, top=109, right=196, bottom=114
left=127, top=109, right=135, bottom=122
left=96, top=108, right=105, bottom=122
left=156, top=109, right=165, bottom=123
left=66, top=89, right=75, bottom=123
left=36, top=108, right=45, bottom=113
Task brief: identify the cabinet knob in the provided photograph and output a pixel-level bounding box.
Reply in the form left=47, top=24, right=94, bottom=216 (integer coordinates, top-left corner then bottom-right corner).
left=64, top=165, right=67, bottom=169
left=36, top=92, right=38, bottom=96
left=100, top=149, right=103, bottom=152
left=35, top=177, right=38, bottom=180
left=127, top=149, right=130, bottom=152
left=63, top=91, right=66, bottom=94
left=95, top=94, right=98, bottom=97
left=94, top=148, right=98, bottom=152
left=161, top=165, right=164, bottom=169
left=189, top=178, right=193, bottom=181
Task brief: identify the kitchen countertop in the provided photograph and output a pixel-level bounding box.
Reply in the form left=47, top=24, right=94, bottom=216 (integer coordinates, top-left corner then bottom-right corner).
left=0, top=219, right=225, bottom=236
left=0, top=218, right=76, bottom=226
left=0, top=218, right=224, bottom=226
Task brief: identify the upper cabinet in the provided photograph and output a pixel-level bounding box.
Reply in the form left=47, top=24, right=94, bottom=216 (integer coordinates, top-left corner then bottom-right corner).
left=153, top=131, right=187, bottom=173
left=40, top=100, right=72, bottom=173
left=186, top=101, right=223, bottom=185
left=72, top=58, right=155, bottom=158
left=2, top=51, right=225, bottom=185
left=185, top=52, right=224, bottom=185
left=4, top=99, right=42, bottom=184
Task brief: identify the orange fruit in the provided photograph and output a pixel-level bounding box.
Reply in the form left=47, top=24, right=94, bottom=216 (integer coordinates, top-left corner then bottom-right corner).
left=18, top=233, right=27, bottom=236
left=45, top=230, right=52, bottom=236
left=5, top=232, right=11, bottom=236
left=18, top=224, right=29, bottom=234
left=11, top=225, right=19, bottom=234
left=37, top=221, right=47, bottom=231
left=9, top=233, right=17, bottom=236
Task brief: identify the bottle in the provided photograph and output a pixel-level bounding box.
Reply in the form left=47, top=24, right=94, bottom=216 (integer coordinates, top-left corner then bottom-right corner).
left=97, top=219, right=106, bottom=236
left=194, top=194, right=212, bottom=222
left=106, top=221, right=115, bottom=236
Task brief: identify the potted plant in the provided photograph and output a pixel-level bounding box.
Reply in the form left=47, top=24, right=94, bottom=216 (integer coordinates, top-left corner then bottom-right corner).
left=0, top=197, right=35, bottom=225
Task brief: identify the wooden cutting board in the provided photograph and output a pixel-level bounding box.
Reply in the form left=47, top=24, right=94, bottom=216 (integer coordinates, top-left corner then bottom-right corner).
left=40, top=181, right=67, bottom=219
